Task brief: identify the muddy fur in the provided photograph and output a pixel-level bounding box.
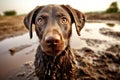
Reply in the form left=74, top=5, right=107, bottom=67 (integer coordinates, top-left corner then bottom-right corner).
left=34, top=46, right=76, bottom=80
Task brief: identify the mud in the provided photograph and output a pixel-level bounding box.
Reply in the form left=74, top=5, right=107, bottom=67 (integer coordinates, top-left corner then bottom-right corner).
left=75, top=46, right=120, bottom=80
left=99, top=28, right=120, bottom=40
left=7, top=44, right=120, bottom=80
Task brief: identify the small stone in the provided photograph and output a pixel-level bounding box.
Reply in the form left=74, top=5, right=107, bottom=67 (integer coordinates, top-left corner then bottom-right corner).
left=24, top=63, right=30, bottom=67
left=9, top=48, right=16, bottom=56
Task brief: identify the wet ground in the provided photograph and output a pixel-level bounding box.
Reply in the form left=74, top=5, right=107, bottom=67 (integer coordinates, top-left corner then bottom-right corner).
left=0, top=21, right=120, bottom=80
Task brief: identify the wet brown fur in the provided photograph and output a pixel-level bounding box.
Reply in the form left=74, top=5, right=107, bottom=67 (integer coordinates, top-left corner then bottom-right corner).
left=24, top=4, right=85, bottom=80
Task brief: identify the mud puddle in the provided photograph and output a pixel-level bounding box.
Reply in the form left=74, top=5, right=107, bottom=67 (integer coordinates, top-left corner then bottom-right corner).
left=0, top=22, right=120, bottom=80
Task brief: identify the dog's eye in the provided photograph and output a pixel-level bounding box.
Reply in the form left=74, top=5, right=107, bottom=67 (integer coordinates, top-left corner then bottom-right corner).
left=60, top=16, right=68, bottom=24
left=37, top=17, right=45, bottom=25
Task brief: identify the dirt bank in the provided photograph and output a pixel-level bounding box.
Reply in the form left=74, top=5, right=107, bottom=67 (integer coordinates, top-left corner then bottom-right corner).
left=0, top=15, right=28, bottom=41
left=86, top=13, right=120, bottom=21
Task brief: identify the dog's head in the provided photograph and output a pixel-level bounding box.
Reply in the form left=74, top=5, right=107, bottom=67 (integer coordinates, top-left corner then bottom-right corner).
left=24, top=4, right=86, bottom=56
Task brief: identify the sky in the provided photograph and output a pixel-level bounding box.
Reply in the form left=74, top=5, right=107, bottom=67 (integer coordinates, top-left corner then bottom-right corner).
left=0, top=0, right=120, bottom=15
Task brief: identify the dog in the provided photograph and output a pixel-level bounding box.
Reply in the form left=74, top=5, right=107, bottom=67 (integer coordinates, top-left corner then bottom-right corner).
left=24, top=4, right=85, bottom=80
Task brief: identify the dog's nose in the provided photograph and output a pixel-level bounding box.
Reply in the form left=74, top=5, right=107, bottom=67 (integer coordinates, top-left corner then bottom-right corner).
left=45, top=34, right=61, bottom=46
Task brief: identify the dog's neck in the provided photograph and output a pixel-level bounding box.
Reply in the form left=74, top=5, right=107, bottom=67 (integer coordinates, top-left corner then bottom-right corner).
left=38, top=45, right=71, bottom=62
left=35, top=45, right=76, bottom=80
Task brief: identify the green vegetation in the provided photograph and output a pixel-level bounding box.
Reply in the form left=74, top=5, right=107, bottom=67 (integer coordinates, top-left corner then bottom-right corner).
left=86, top=2, right=120, bottom=14
left=105, top=2, right=119, bottom=13
left=4, top=10, right=17, bottom=16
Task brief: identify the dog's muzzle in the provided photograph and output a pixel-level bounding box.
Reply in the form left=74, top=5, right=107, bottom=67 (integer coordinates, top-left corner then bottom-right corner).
left=40, top=31, right=65, bottom=57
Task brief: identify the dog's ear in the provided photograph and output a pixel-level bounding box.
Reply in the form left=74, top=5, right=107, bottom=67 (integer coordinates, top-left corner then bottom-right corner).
left=61, top=5, right=86, bottom=36
left=24, top=6, right=43, bottom=38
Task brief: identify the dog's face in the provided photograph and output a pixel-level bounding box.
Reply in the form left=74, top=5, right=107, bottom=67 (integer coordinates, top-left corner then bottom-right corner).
left=35, top=5, right=72, bottom=56
left=24, top=4, right=85, bottom=56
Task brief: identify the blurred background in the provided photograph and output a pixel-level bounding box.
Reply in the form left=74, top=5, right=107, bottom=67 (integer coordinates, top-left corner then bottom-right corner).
left=0, top=0, right=120, bottom=80
left=0, top=0, right=120, bottom=15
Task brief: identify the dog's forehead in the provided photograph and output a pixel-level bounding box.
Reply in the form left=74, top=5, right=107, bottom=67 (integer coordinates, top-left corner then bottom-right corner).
left=37, top=5, right=70, bottom=16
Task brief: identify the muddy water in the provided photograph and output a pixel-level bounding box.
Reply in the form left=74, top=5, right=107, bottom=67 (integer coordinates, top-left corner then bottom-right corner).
left=71, top=22, right=120, bottom=49
left=0, top=22, right=120, bottom=79
left=0, top=32, right=38, bottom=79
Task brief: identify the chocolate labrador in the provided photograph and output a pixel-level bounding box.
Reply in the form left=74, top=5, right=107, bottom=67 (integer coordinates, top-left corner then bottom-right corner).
left=24, top=4, right=85, bottom=80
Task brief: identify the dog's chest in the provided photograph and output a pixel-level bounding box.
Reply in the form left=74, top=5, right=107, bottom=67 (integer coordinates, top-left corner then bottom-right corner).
left=35, top=50, right=75, bottom=80
left=34, top=46, right=76, bottom=80
left=42, top=54, right=73, bottom=80
left=43, top=60, right=68, bottom=80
